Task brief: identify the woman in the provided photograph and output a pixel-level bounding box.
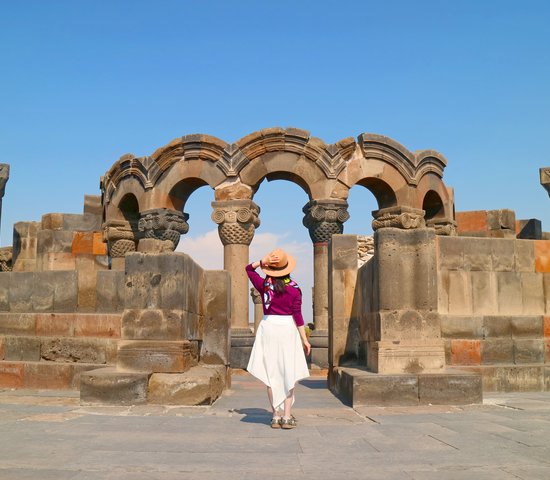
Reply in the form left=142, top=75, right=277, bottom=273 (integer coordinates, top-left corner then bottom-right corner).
left=245, top=248, right=311, bottom=429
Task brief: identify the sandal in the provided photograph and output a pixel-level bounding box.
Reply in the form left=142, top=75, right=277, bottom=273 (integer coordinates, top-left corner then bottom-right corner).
left=271, top=417, right=282, bottom=429
left=281, top=416, right=297, bottom=429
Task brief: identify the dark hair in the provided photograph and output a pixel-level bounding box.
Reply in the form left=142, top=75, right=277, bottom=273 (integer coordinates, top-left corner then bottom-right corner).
left=270, top=275, right=290, bottom=294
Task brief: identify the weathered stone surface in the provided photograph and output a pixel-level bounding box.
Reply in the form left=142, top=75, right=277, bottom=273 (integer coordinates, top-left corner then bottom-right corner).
left=521, top=273, right=544, bottom=314
left=0, top=313, right=36, bottom=335
left=517, top=219, right=542, bottom=240
left=0, top=336, right=41, bottom=361
left=201, top=270, right=230, bottom=365
left=470, top=271, right=497, bottom=314
left=117, top=340, right=196, bottom=373
left=53, top=272, right=78, bottom=312
left=353, top=372, right=419, bottom=406
left=121, top=309, right=184, bottom=340
left=447, top=271, right=472, bottom=314
left=481, top=339, right=514, bottom=364
left=0, top=273, right=10, bottom=311
left=513, top=339, right=544, bottom=364
left=148, top=365, right=226, bottom=405
left=96, top=270, right=125, bottom=312
left=440, top=315, right=483, bottom=339
left=80, top=367, right=149, bottom=405
left=40, top=338, right=114, bottom=364
left=12, top=221, right=40, bottom=271
left=449, top=339, right=481, bottom=365
left=24, top=361, right=74, bottom=389
left=463, top=238, right=492, bottom=271
left=83, top=194, right=102, bottom=216
left=481, top=365, right=544, bottom=392
left=491, top=238, right=515, bottom=271
left=496, top=272, right=523, bottom=315
left=9, top=272, right=34, bottom=312
left=32, top=272, right=56, bottom=312
left=418, top=372, right=482, bottom=405
left=483, top=316, right=512, bottom=338
left=516, top=240, right=535, bottom=272
left=511, top=316, right=543, bottom=337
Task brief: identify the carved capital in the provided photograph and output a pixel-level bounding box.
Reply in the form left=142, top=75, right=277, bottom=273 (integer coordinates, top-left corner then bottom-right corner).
left=426, top=218, right=457, bottom=236
left=0, top=164, right=9, bottom=198
left=302, top=199, right=349, bottom=244
left=103, top=219, right=140, bottom=258
left=211, top=200, right=260, bottom=246
left=372, top=206, right=426, bottom=231
left=138, top=208, right=189, bottom=251
left=0, top=246, right=12, bottom=272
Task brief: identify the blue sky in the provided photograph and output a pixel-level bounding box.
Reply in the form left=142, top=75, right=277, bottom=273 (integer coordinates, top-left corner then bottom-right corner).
left=1, top=1, right=550, bottom=322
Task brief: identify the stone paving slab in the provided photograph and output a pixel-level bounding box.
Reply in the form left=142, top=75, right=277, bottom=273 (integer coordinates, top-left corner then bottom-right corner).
left=1, top=374, right=550, bottom=479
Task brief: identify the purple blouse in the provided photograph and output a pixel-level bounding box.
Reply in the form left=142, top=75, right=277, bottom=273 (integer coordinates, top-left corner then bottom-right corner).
left=245, top=263, right=305, bottom=327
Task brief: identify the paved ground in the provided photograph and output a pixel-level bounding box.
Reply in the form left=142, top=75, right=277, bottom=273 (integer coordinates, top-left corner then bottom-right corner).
left=1, top=373, right=550, bottom=479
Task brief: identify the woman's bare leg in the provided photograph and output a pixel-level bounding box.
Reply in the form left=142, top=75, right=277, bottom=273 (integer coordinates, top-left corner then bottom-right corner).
left=283, top=388, right=294, bottom=419
left=267, top=387, right=279, bottom=417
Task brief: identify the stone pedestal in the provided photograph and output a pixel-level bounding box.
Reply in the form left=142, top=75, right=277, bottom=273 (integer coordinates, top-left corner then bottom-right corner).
left=230, top=327, right=255, bottom=369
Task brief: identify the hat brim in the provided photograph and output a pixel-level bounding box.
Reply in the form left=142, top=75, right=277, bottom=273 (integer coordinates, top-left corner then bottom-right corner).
left=260, top=254, right=296, bottom=277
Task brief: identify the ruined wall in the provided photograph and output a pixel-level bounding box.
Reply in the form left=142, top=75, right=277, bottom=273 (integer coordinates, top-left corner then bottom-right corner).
left=438, top=235, right=550, bottom=391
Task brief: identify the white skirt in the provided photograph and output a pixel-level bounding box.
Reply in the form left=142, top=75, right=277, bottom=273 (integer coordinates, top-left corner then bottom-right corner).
left=247, top=315, right=310, bottom=411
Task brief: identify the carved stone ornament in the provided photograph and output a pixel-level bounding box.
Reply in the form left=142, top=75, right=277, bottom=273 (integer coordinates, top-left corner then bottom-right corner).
left=302, top=199, right=350, bottom=244
left=211, top=200, right=260, bottom=246
left=0, top=246, right=12, bottom=272
left=0, top=164, right=9, bottom=197
left=138, top=208, right=190, bottom=251
left=250, top=287, right=262, bottom=304
left=372, top=206, right=426, bottom=231
left=103, top=219, right=140, bottom=258
left=426, top=218, right=457, bottom=236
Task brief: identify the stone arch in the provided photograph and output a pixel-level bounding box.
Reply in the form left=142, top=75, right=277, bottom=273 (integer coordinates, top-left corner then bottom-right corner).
left=422, top=190, right=445, bottom=221
left=354, top=177, right=398, bottom=210
left=104, top=177, right=145, bottom=221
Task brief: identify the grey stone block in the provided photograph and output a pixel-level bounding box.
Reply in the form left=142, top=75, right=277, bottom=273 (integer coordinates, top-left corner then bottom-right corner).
left=53, top=271, right=78, bottom=312
left=470, top=271, right=497, bottom=314
left=515, top=240, right=535, bottom=272
left=80, top=367, right=150, bottom=405
left=96, top=270, right=125, bottom=312
left=491, top=238, right=515, bottom=271
left=481, top=339, right=514, bottom=364
left=483, top=316, right=512, bottom=338
left=511, top=316, right=543, bottom=338
left=437, top=236, right=465, bottom=270
left=40, top=338, right=110, bottom=364
left=36, top=230, right=74, bottom=254
left=310, top=346, right=328, bottom=369
left=463, top=238, right=492, bottom=271
left=231, top=346, right=253, bottom=369
left=117, top=340, right=195, bottom=373
left=9, top=272, right=34, bottom=312
left=447, top=270, right=473, bottom=314
left=487, top=209, right=515, bottom=230
left=330, top=235, right=358, bottom=270
left=0, top=273, right=10, bottom=311
left=514, top=339, right=544, bottom=364
left=496, top=271, right=523, bottom=314
left=32, top=271, right=55, bottom=312
left=201, top=270, right=230, bottom=365
left=482, top=365, right=544, bottom=392
left=521, top=273, right=544, bottom=314
left=418, top=372, right=482, bottom=405
left=63, top=213, right=102, bottom=232
left=2, top=336, right=41, bottom=361
left=83, top=195, right=102, bottom=216
left=0, top=313, right=36, bottom=334
left=121, top=309, right=184, bottom=340
left=440, top=315, right=484, bottom=339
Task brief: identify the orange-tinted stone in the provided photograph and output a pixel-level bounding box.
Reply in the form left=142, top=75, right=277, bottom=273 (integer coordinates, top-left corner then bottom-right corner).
left=535, top=240, right=550, bottom=273
left=74, top=314, right=121, bottom=338
left=92, top=232, right=107, bottom=255
left=456, top=211, right=488, bottom=233
left=545, top=339, right=550, bottom=363
left=24, top=363, right=72, bottom=389
left=450, top=339, right=481, bottom=365
left=544, top=317, right=550, bottom=337
left=35, top=313, right=74, bottom=336
left=0, top=363, right=25, bottom=388
left=72, top=232, right=94, bottom=255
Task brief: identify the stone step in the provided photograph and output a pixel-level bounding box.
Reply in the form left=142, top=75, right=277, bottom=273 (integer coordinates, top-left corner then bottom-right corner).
left=0, top=313, right=121, bottom=338
left=330, top=366, right=483, bottom=407
left=0, top=360, right=108, bottom=390
left=453, top=364, right=550, bottom=392
left=80, top=364, right=227, bottom=406
left=0, top=335, right=118, bottom=364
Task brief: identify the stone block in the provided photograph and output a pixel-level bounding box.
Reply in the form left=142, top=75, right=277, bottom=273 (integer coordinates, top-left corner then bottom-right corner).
left=74, top=313, right=121, bottom=338
left=40, top=338, right=110, bottom=364
left=92, top=232, right=107, bottom=255
left=53, top=271, right=78, bottom=312
left=0, top=273, right=10, bottom=311
left=373, top=339, right=445, bottom=374
left=447, top=270, right=472, bottom=314
left=35, top=313, right=73, bottom=336
left=440, top=315, right=483, bottom=339
left=0, top=362, right=25, bottom=388
left=463, top=238, right=492, bottom=271
left=496, top=272, right=523, bottom=314
left=450, top=339, right=481, bottom=365
left=9, top=272, right=34, bottom=312
left=483, top=316, right=512, bottom=338
left=379, top=310, right=440, bottom=341
left=418, top=372, right=482, bottom=405
left=77, top=268, right=97, bottom=312
left=121, top=309, right=183, bottom=340
left=491, top=238, right=515, bottom=271
left=517, top=219, right=542, bottom=240
left=31, top=272, right=56, bottom=312
left=84, top=194, right=102, bottom=216
left=514, top=339, right=544, bottom=364
left=124, top=253, right=160, bottom=310
left=40, top=252, right=76, bottom=271
left=544, top=316, right=550, bottom=337
left=456, top=211, right=488, bottom=234
left=470, top=271, right=497, bottom=314
left=438, top=270, right=449, bottom=314
left=117, top=340, right=195, bottom=373
left=511, top=316, right=543, bottom=338
left=1, top=336, right=41, bottom=361
left=487, top=209, right=515, bottom=231
left=353, top=372, right=419, bottom=406
left=535, top=241, right=550, bottom=273
left=80, top=367, right=149, bottom=405
left=543, top=274, right=550, bottom=313
left=24, top=362, right=73, bottom=389
left=201, top=270, right=230, bottom=365
left=330, top=235, right=358, bottom=270
left=37, top=230, right=74, bottom=254
left=62, top=213, right=102, bottom=232
left=72, top=232, right=94, bottom=255
left=96, top=270, right=125, bottom=313
left=0, top=313, right=36, bottom=335
left=231, top=345, right=253, bottom=369
left=481, top=365, right=544, bottom=392
left=481, top=339, right=514, bottom=364
left=12, top=221, right=40, bottom=268
left=437, top=236, right=464, bottom=270
left=148, top=365, right=226, bottom=405
left=516, top=240, right=535, bottom=272
left=521, top=273, right=544, bottom=314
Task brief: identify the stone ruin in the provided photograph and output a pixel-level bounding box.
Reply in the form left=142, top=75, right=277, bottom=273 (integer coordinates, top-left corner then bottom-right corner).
left=0, top=127, right=549, bottom=406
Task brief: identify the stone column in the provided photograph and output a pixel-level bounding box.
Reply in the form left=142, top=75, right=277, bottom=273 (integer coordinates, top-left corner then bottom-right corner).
left=138, top=208, right=189, bottom=253
left=212, top=199, right=260, bottom=369
left=0, top=164, right=9, bottom=244
left=369, top=206, right=445, bottom=374
left=251, top=287, right=263, bottom=332
left=103, top=219, right=141, bottom=270
left=303, top=199, right=349, bottom=368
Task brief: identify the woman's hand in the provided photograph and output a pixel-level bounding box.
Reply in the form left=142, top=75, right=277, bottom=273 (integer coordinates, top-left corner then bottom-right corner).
left=303, top=339, right=311, bottom=356
left=261, top=253, right=280, bottom=266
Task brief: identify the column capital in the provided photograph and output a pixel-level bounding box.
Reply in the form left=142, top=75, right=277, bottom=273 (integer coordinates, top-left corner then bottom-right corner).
left=0, top=164, right=9, bottom=198
left=211, top=199, right=260, bottom=246
left=138, top=208, right=189, bottom=251
left=103, top=219, right=140, bottom=258
left=302, top=199, right=349, bottom=244
left=426, top=218, right=457, bottom=236
left=372, top=206, right=426, bottom=231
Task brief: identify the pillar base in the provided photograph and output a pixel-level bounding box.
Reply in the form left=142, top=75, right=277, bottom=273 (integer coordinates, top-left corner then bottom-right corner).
left=230, top=327, right=255, bottom=369
left=309, top=329, right=329, bottom=369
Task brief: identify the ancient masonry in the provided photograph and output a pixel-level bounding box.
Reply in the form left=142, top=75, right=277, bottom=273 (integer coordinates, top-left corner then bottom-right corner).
left=0, top=128, right=550, bottom=406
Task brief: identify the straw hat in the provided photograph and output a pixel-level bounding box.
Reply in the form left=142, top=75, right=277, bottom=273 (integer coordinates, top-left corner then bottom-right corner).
left=260, top=248, right=296, bottom=277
